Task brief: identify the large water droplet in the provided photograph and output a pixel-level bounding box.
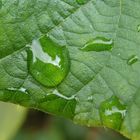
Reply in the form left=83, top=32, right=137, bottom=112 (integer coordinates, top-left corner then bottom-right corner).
left=127, top=55, right=138, bottom=65
left=76, top=0, right=87, bottom=4
left=80, top=37, right=113, bottom=52
left=28, top=36, right=70, bottom=87
left=99, top=96, right=126, bottom=130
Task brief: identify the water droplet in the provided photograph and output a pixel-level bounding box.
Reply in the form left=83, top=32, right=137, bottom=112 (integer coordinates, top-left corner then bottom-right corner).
left=19, top=87, right=27, bottom=93
left=127, top=55, right=138, bottom=65
left=48, top=89, right=76, bottom=100
left=137, top=24, right=140, bottom=32
left=28, top=36, right=70, bottom=87
left=99, top=96, right=126, bottom=130
left=7, top=87, right=28, bottom=94
left=76, top=0, right=87, bottom=4
left=87, top=95, right=93, bottom=101
left=80, top=37, right=113, bottom=52
left=105, top=106, right=126, bottom=117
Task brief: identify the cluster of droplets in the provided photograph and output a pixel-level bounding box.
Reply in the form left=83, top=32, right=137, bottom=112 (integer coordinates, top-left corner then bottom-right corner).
left=128, top=24, right=140, bottom=65
left=81, top=36, right=139, bottom=65
left=6, top=34, right=139, bottom=103
left=3, top=2, right=140, bottom=124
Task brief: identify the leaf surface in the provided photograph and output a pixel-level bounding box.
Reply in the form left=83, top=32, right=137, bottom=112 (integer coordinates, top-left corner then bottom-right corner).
left=0, top=0, right=140, bottom=139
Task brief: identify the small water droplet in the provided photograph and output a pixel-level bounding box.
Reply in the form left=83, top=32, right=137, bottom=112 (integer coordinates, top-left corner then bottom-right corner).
left=49, top=89, right=76, bottom=100
left=87, top=95, right=93, bottom=101
left=137, top=24, right=140, bottom=32
left=27, top=35, right=70, bottom=87
left=7, top=87, right=28, bottom=94
left=99, top=96, right=126, bottom=130
left=76, top=0, right=87, bottom=4
left=80, top=37, right=113, bottom=52
left=127, top=55, right=138, bottom=65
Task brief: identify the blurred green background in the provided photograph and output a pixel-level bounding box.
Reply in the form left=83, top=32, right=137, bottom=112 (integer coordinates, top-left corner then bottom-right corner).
left=0, top=102, right=129, bottom=140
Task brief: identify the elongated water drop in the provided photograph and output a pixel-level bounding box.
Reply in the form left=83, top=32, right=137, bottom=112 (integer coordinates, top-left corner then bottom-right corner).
left=7, top=87, right=28, bottom=94
left=127, top=55, right=138, bottom=65
left=99, top=96, right=126, bottom=130
left=80, top=37, right=113, bottom=52
left=38, top=89, right=76, bottom=118
left=51, top=89, right=76, bottom=100
left=137, top=25, right=140, bottom=32
left=28, top=36, right=70, bottom=87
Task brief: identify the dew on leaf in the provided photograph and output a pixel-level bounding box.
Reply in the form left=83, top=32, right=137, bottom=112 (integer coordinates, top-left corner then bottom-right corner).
left=105, top=106, right=126, bottom=117
left=7, top=87, right=28, bottom=94
left=99, top=96, right=126, bottom=130
left=49, top=89, right=76, bottom=100
left=27, top=35, right=70, bottom=87
left=38, top=89, right=76, bottom=119
left=127, top=55, right=138, bottom=65
left=137, top=24, right=140, bottom=32
left=80, top=37, right=113, bottom=52
left=87, top=95, right=93, bottom=101
left=19, top=87, right=27, bottom=93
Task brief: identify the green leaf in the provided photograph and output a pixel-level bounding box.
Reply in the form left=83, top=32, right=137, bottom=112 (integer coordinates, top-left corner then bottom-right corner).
left=0, top=0, right=140, bottom=139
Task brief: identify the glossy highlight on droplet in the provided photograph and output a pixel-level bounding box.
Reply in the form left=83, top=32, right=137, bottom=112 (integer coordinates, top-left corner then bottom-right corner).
left=7, top=87, right=28, bottom=94
left=87, top=95, right=93, bottom=102
left=27, top=35, right=70, bottom=87
left=99, top=96, right=126, bottom=130
left=80, top=37, right=113, bottom=52
left=127, top=55, right=138, bottom=65
left=49, top=89, right=76, bottom=100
